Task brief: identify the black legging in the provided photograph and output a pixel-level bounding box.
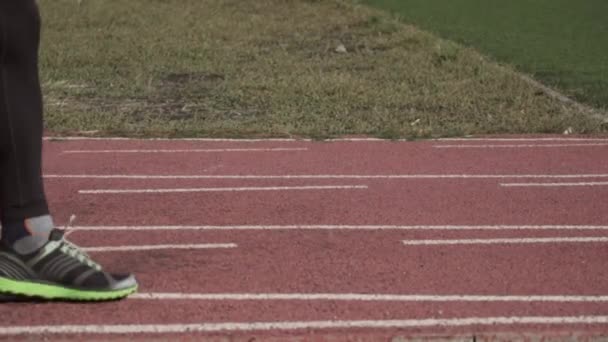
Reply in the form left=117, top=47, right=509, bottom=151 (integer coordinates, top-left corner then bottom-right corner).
left=0, top=0, right=49, bottom=223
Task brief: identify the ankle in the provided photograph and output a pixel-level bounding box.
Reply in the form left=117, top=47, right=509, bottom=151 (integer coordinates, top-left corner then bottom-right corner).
left=1, top=215, right=54, bottom=254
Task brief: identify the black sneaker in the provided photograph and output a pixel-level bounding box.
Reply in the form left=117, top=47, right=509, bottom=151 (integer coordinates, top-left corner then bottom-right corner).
left=0, top=229, right=137, bottom=301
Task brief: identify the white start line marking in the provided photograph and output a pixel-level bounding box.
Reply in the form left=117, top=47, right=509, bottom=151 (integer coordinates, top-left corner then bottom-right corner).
left=402, top=237, right=608, bottom=246
left=3, top=316, right=608, bottom=335
left=82, top=243, right=237, bottom=252
left=131, top=292, right=608, bottom=303
left=68, top=225, right=608, bottom=232
left=434, top=143, right=608, bottom=149
left=44, top=173, right=608, bottom=180
left=78, top=185, right=368, bottom=194
left=62, top=148, right=308, bottom=154
left=501, top=181, right=608, bottom=187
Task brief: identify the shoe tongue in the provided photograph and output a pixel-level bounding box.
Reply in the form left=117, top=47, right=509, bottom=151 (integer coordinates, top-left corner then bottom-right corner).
left=49, top=229, right=65, bottom=241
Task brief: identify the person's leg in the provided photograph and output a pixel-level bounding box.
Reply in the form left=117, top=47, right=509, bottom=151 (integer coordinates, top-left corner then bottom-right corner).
left=0, top=1, right=137, bottom=301
left=0, top=0, right=54, bottom=252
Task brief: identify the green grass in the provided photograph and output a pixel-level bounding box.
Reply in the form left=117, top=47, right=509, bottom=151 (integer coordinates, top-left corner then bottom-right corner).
left=363, top=0, right=608, bottom=109
left=39, top=0, right=606, bottom=139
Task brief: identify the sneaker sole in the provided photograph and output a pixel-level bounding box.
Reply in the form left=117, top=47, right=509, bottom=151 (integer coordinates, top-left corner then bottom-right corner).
left=0, top=276, right=137, bottom=301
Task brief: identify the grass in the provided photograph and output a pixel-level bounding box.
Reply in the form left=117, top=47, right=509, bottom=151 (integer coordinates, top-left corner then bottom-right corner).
left=39, top=0, right=607, bottom=139
left=363, top=0, right=608, bottom=110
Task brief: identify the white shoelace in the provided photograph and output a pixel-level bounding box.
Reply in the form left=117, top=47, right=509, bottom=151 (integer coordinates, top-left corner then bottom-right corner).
left=60, top=215, right=102, bottom=271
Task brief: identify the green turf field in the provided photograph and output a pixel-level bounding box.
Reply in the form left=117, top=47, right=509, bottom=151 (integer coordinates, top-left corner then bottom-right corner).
left=363, top=0, right=608, bottom=109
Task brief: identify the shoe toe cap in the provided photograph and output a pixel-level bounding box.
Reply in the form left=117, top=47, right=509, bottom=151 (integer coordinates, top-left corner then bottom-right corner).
left=109, top=273, right=138, bottom=290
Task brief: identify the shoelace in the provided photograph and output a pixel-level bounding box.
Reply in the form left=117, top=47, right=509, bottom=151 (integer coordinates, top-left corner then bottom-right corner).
left=60, top=215, right=102, bottom=271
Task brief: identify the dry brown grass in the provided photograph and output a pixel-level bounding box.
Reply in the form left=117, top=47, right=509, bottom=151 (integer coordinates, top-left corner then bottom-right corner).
left=39, top=0, right=608, bottom=138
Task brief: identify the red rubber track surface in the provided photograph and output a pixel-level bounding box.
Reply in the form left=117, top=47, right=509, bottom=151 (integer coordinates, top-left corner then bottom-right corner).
left=2, top=136, right=608, bottom=340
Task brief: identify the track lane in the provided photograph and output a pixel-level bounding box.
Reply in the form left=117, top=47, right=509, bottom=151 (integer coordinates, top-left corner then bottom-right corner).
left=6, top=136, right=606, bottom=340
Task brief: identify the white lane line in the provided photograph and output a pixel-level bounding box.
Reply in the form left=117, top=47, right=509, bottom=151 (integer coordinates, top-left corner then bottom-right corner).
left=434, top=143, right=608, bottom=149
left=402, top=237, right=608, bottom=246
left=45, top=137, right=407, bottom=142
left=62, top=148, right=308, bottom=154
left=44, top=173, right=608, bottom=180
left=438, top=137, right=608, bottom=142
left=78, top=185, right=368, bottom=194
left=45, top=136, right=303, bottom=142
left=82, top=243, right=237, bottom=252
left=45, top=137, right=397, bottom=142
left=3, top=316, right=608, bottom=335
left=501, top=181, right=608, bottom=188
left=42, top=136, right=608, bottom=142
left=131, top=292, right=608, bottom=303
left=70, top=225, right=608, bottom=232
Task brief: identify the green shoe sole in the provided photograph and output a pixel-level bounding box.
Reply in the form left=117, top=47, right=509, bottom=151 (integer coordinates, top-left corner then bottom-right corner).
left=0, top=276, right=137, bottom=301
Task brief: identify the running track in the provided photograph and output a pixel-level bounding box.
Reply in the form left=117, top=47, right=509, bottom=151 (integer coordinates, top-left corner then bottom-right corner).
left=2, top=135, right=608, bottom=340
